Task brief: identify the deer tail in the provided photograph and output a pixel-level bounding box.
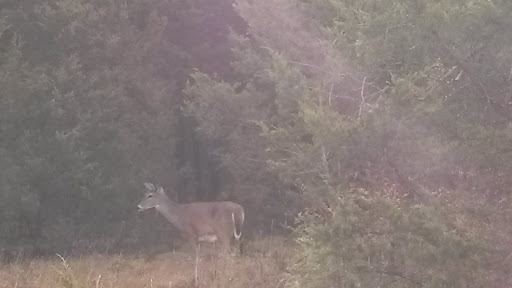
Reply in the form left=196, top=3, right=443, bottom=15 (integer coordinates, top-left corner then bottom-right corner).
left=232, top=212, right=243, bottom=240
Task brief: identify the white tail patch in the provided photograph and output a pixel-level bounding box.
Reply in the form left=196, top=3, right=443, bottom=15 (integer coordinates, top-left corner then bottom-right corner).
left=232, top=212, right=242, bottom=239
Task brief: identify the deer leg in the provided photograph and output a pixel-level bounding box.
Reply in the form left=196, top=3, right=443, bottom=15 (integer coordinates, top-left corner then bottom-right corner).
left=238, top=237, right=244, bottom=255
left=195, top=243, right=200, bottom=286
left=225, top=241, right=232, bottom=254
left=220, top=236, right=234, bottom=256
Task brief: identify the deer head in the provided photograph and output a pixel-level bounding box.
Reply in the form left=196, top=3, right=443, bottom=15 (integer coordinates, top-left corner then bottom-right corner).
left=137, top=182, right=169, bottom=211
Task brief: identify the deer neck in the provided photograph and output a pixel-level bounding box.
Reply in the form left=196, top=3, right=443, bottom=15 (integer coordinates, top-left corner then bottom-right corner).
left=155, top=198, right=183, bottom=228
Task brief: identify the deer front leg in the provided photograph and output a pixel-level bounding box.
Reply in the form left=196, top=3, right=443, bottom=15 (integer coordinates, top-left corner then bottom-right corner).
left=194, top=242, right=200, bottom=286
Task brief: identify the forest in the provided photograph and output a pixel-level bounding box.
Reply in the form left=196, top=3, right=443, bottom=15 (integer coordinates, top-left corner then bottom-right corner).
left=1, top=0, right=512, bottom=287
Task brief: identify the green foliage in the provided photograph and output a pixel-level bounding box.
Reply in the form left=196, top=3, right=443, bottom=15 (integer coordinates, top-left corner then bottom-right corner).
left=0, top=0, right=241, bottom=253
left=187, top=0, right=512, bottom=286
left=3, top=0, right=512, bottom=286
left=288, top=189, right=484, bottom=288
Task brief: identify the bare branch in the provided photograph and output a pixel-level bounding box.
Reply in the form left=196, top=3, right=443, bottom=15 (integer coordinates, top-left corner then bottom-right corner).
left=358, top=77, right=367, bottom=121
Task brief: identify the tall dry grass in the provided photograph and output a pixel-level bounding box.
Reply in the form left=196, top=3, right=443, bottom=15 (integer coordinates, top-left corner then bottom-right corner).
left=0, top=236, right=291, bottom=288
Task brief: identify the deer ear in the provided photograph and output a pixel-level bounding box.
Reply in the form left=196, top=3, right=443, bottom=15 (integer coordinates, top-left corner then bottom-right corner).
left=156, top=185, right=165, bottom=195
left=144, top=183, right=156, bottom=191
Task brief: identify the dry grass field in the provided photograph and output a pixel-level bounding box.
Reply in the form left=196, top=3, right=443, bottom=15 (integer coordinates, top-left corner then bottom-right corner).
left=0, top=236, right=290, bottom=288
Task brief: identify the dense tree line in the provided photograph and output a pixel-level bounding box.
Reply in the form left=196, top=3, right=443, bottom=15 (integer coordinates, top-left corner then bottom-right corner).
left=187, top=0, right=512, bottom=286
left=0, top=0, right=244, bottom=254
left=1, top=0, right=512, bottom=286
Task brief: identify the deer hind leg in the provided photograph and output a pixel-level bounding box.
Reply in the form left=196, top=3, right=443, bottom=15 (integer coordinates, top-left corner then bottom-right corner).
left=238, top=239, right=244, bottom=255
left=214, top=234, right=230, bottom=254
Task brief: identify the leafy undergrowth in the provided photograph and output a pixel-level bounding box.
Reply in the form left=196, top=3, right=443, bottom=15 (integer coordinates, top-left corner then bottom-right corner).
left=0, top=236, right=290, bottom=288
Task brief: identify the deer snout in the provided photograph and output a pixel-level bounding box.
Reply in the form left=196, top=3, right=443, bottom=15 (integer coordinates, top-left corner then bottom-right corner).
left=137, top=205, right=145, bottom=211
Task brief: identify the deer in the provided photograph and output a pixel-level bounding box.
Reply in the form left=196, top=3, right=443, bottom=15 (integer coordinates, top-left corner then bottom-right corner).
left=137, top=183, right=245, bottom=286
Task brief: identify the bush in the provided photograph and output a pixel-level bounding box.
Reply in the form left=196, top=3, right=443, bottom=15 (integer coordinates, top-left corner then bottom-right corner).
left=287, top=188, right=485, bottom=288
